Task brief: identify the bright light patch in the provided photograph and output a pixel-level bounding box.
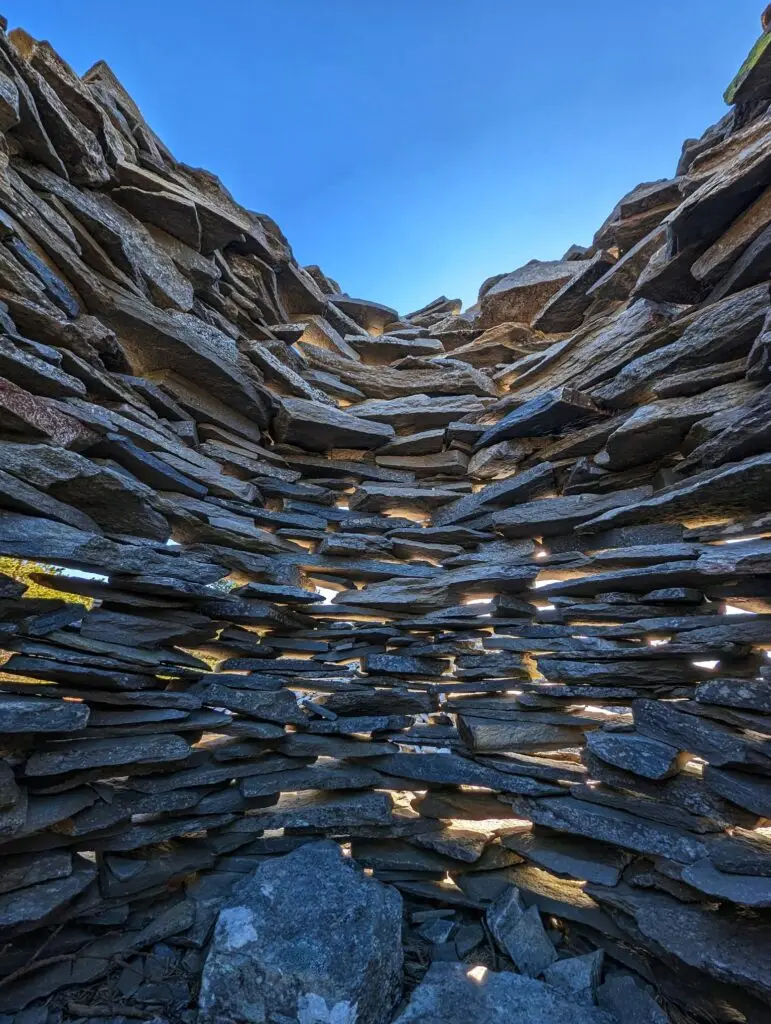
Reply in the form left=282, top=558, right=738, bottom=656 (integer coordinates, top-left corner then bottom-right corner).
left=724, top=604, right=754, bottom=616
left=315, top=587, right=337, bottom=605
left=60, top=568, right=109, bottom=582
left=467, top=966, right=488, bottom=983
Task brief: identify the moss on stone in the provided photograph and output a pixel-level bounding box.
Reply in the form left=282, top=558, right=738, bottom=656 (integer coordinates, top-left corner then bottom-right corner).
left=725, top=31, right=771, bottom=104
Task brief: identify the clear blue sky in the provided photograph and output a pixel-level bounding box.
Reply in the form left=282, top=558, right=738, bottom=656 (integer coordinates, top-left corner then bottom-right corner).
left=4, top=0, right=763, bottom=313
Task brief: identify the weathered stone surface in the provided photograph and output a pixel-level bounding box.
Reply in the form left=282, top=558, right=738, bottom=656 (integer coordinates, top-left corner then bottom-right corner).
left=459, top=716, right=588, bottom=753
left=597, top=381, right=757, bottom=471
left=393, top=962, right=614, bottom=1024
left=586, top=730, right=686, bottom=780
left=479, top=259, right=592, bottom=328
left=351, top=394, right=486, bottom=431
left=477, top=388, right=603, bottom=448
left=433, top=462, right=555, bottom=526
left=486, top=885, right=557, bottom=976
left=273, top=397, right=394, bottom=451
left=347, top=333, right=443, bottom=361
left=542, top=951, right=604, bottom=1005
left=596, top=973, right=669, bottom=1024
left=681, top=858, right=771, bottom=906
left=725, top=30, right=771, bottom=106
left=199, top=841, right=402, bottom=1024
left=494, top=487, right=651, bottom=538
left=24, top=734, right=190, bottom=776
left=580, top=453, right=771, bottom=532
left=0, top=692, right=89, bottom=733
left=501, top=826, right=631, bottom=885
left=0, top=855, right=96, bottom=934
left=375, top=449, right=468, bottom=477
left=588, top=882, right=771, bottom=1004
left=350, top=483, right=461, bottom=512
left=531, top=251, right=617, bottom=333
left=703, top=765, right=771, bottom=817
left=506, top=795, right=708, bottom=864
left=633, top=698, right=771, bottom=771
left=330, top=295, right=398, bottom=332
left=372, top=753, right=560, bottom=796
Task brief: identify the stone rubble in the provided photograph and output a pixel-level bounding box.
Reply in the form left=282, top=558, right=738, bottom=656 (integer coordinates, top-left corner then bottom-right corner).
left=0, top=9, right=767, bottom=1024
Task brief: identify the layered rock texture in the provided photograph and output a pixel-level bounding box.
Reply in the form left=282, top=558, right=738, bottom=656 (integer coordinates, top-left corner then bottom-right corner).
left=0, top=12, right=770, bottom=1024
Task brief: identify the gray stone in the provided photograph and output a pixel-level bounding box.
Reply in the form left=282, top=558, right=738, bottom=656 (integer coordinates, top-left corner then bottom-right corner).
left=350, top=394, right=486, bottom=431
left=695, top=677, right=771, bottom=712
left=454, top=923, right=485, bottom=958
left=476, top=388, right=603, bottom=448
left=0, top=851, right=72, bottom=897
left=330, top=295, right=398, bottom=332
left=587, top=882, right=771, bottom=1003
left=224, top=791, right=395, bottom=832
left=347, top=334, right=444, bottom=360
left=273, top=397, right=394, bottom=451
left=506, top=795, right=708, bottom=864
left=487, top=890, right=557, bottom=976
left=633, top=698, right=771, bottom=771
left=542, top=950, right=604, bottom=1005
left=0, top=855, right=96, bottom=933
left=501, top=827, right=631, bottom=885
left=24, top=734, right=190, bottom=776
left=493, top=487, right=652, bottom=538
left=680, top=858, right=771, bottom=907
left=0, top=692, right=89, bottom=733
left=596, top=973, right=669, bottom=1024
left=393, top=962, right=614, bottom=1023
left=458, top=716, right=587, bottom=753
left=371, top=753, right=561, bottom=797
left=586, top=730, right=686, bottom=780
left=199, top=841, right=402, bottom=1024
left=433, top=462, right=555, bottom=526
left=703, top=765, right=771, bottom=817
left=419, top=917, right=456, bottom=944
left=378, top=428, right=446, bottom=455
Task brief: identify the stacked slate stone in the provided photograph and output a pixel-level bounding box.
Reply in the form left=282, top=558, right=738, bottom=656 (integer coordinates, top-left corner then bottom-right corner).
left=0, top=12, right=768, bottom=1024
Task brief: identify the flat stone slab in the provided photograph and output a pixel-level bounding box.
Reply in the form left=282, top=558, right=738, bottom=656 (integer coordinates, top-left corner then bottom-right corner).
left=0, top=692, right=89, bottom=733
left=273, top=397, right=395, bottom=451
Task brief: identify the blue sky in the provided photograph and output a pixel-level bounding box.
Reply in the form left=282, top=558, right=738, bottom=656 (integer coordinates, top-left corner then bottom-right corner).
left=4, top=0, right=762, bottom=313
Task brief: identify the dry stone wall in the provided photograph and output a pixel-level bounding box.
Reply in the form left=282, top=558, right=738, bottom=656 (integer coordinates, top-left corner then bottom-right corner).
left=0, top=12, right=769, bottom=1023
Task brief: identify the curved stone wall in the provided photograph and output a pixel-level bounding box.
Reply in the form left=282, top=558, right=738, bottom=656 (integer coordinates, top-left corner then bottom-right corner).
left=0, top=16, right=769, bottom=1023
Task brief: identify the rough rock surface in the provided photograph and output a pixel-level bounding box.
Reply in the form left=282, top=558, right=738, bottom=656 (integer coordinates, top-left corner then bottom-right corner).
left=199, top=842, right=403, bottom=1024
left=392, top=963, right=615, bottom=1023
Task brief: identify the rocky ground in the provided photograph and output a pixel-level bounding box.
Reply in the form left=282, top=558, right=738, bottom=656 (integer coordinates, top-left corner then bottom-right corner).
left=0, top=7, right=769, bottom=1024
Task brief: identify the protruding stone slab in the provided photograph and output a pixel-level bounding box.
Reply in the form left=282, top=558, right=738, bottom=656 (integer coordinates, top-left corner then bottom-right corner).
left=586, top=730, right=686, bottom=780
left=273, top=397, right=394, bottom=451
left=479, top=259, right=592, bottom=328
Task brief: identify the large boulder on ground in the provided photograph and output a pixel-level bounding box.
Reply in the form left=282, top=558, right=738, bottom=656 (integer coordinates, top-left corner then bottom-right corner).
left=392, top=962, right=615, bottom=1024
left=198, top=840, right=403, bottom=1024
